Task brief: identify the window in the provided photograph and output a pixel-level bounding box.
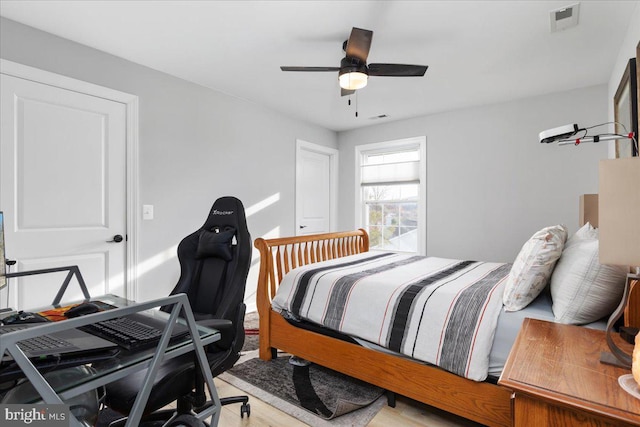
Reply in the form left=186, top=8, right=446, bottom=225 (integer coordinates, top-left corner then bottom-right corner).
left=355, top=137, right=426, bottom=254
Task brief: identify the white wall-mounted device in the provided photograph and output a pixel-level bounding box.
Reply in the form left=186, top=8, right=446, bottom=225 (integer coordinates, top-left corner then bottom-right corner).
left=539, top=124, right=579, bottom=144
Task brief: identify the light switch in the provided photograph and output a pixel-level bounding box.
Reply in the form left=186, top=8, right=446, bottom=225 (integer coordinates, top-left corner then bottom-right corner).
left=142, top=204, right=154, bottom=220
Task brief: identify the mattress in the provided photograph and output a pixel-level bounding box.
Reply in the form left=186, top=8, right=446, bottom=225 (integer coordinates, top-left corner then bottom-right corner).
left=488, top=289, right=606, bottom=377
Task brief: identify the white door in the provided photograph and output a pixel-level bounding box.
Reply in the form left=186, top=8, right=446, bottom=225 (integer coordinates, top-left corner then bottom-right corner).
left=0, top=72, right=128, bottom=309
left=295, top=140, right=338, bottom=235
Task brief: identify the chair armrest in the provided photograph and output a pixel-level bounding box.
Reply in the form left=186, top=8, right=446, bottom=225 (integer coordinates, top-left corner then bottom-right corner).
left=197, top=318, right=233, bottom=333
left=197, top=318, right=234, bottom=349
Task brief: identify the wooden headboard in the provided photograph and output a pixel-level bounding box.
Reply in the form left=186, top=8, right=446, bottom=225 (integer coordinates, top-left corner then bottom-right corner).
left=254, top=228, right=369, bottom=302
left=579, top=193, right=598, bottom=227
left=253, top=229, right=370, bottom=360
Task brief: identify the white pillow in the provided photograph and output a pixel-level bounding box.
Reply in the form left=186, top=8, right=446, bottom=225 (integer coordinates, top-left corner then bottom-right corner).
left=503, top=225, right=568, bottom=311
left=550, top=223, right=628, bottom=325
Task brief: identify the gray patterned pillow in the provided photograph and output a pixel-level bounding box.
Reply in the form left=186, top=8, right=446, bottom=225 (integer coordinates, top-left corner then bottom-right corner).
left=503, top=224, right=568, bottom=311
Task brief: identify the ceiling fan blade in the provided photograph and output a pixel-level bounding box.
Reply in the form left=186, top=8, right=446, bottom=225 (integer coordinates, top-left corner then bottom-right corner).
left=280, top=66, right=340, bottom=72
left=345, top=27, right=373, bottom=62
left=341, top=88, right=356, bottom=97
left=368, top=63, right=428, bottom=77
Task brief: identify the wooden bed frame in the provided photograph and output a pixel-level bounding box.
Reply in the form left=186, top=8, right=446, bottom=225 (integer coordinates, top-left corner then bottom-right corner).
left=254, top=229, right=513, bottom=427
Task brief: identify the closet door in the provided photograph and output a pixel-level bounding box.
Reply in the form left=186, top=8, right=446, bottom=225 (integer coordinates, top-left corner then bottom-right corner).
left=295, top=140, right=338, bottom=235
left=0, top=72, right=127, bottom=309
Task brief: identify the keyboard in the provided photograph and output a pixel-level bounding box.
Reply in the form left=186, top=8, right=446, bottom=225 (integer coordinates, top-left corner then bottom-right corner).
left=0, top=325, right=75, bottom=354
left=80, top=316, right=164, bottom=351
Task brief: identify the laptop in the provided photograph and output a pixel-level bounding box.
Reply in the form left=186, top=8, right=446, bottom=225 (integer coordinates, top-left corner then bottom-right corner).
left=0, top=323, right=118, bottom=360
left=0, top=324, right=119, bottom=383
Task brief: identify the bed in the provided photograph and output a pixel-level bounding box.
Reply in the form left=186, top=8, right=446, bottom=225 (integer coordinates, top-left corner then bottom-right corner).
left=254, top=227, right=626, bottom=427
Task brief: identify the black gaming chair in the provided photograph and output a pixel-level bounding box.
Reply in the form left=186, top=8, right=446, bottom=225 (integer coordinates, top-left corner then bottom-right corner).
left=102, top=196, right=251, bottom=426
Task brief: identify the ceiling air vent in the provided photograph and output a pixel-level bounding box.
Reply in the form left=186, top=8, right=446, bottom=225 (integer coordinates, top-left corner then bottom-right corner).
left=369, top=114, right=389, bottom=120
left=550, top=3, right=580, bottom=32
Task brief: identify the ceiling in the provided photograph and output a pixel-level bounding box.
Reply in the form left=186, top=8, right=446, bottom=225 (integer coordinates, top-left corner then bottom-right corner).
left=0, top=1, right=637, bottom=132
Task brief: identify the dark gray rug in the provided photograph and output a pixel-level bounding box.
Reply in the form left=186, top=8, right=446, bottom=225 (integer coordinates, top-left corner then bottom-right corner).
left=242, top=311, right=259, bottom=352
left=220, top=354, right=386, bottom=426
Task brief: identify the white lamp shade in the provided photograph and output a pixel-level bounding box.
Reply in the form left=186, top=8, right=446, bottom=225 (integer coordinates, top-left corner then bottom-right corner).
left=598, top=157, right=640, bottom=267
left=339, top=72, right=368, bottom=90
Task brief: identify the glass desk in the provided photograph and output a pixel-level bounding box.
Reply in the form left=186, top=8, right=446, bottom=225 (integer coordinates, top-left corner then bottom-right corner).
left=0, top=293, right=222, bottom=427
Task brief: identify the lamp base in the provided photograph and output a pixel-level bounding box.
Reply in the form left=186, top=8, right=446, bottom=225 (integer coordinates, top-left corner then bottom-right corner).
left=601, top=351, right=632, bottom=369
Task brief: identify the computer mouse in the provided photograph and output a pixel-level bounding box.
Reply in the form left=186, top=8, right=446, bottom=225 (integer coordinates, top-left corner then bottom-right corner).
left=64, top=302, right=101, bottom=318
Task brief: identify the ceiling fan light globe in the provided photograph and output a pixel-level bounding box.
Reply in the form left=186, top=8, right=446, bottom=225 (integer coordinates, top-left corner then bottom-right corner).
left=339, top=72, right=368, bottom=90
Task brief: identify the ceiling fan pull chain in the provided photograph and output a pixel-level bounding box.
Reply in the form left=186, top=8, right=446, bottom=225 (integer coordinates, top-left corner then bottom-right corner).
left=355, top=92, right=359, bottom=117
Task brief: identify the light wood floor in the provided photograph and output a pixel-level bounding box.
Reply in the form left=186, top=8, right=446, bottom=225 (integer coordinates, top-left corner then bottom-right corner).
left=215, top=378, right=483, bottom=427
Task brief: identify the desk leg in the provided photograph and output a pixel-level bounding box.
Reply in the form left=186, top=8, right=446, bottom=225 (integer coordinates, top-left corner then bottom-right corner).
left=188, top=325, right=220, bottom=425
left=8, top=350, right=62, bottom=404
left=8, top=348, right=86, bottom=427
left=171, top=296, right=221, bottom=426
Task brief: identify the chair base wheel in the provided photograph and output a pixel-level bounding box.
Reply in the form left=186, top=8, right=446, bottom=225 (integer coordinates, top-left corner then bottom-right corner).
left=240, top=402, right=251, bottom=418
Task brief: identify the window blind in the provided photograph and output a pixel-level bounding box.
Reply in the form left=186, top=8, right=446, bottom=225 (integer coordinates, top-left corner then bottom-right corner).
left=360, top=159, right=420, bottom=186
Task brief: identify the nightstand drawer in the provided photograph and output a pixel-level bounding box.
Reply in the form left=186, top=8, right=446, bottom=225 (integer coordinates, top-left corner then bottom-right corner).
left=514, top=393, right=638, bottom=427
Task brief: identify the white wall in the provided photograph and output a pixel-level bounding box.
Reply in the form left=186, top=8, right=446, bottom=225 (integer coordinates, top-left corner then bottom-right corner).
left=338, top=85, right=609, bottom=263
left=0, top=18, right=338, bottom=311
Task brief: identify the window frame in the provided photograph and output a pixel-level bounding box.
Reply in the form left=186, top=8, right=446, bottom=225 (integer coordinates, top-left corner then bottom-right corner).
left=354, top=136, right=427, bottom=255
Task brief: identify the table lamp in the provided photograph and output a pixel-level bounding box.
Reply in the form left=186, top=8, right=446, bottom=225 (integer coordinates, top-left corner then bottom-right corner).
left=599, top=157, right=640, bottom=368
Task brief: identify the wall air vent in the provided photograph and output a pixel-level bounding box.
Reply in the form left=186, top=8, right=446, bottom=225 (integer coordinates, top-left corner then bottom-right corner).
left=550, top=3, right=580, bottom=32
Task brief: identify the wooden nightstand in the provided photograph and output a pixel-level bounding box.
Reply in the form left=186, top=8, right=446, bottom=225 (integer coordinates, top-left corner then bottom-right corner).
left=499, top=318, right=640, bottom=426
left=625, top=277, right=640, bottom=328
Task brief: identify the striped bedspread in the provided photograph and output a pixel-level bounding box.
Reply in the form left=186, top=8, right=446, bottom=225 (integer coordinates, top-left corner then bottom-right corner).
left=271, top=252, right=510, bottom=381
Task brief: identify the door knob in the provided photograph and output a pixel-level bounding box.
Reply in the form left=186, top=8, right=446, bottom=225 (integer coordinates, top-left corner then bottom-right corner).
left=107, top=234, right=124, bottom=243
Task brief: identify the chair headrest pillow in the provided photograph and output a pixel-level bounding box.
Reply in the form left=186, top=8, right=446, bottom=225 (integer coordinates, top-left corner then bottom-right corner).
left=196, top=226, right=236, bottom=261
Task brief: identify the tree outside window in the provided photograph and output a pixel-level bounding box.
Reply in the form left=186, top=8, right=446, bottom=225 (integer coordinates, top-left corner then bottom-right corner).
left=364, top=184, right=418, bottom=252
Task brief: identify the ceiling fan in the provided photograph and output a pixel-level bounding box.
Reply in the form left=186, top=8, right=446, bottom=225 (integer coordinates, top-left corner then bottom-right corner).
left=281, top=27, right=428, bottom=96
